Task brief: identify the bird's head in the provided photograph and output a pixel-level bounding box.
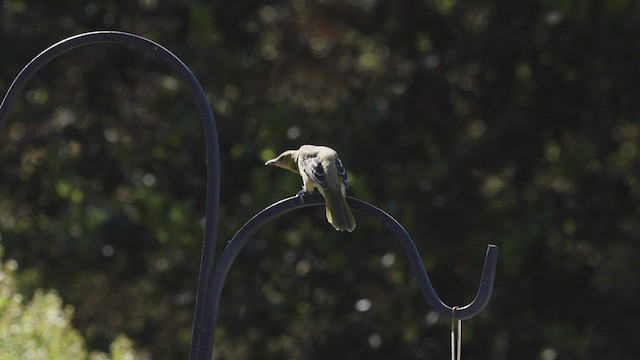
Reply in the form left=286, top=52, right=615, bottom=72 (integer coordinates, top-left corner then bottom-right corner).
left=264, top=150, right=299, bottom=173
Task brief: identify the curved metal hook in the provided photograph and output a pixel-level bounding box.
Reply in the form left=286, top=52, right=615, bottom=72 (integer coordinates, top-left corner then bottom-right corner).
left=348, top=197, right=499, bottom=320
left=200, top=194, right=498, bottom=359
left=0, top=31, right=221, bottom=360
left=1, top=31, right=499, bottom=360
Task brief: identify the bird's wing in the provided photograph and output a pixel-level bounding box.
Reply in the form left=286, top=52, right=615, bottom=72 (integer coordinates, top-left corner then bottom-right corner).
left=301, top=156, right=328, bottom=189
left=335, top=158, right=349, bottom=188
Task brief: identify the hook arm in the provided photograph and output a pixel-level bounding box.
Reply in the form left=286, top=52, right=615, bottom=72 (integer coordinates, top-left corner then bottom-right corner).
left=346, top=197, right=499, bottom=320
left=201, top=194, right=498, bottom=358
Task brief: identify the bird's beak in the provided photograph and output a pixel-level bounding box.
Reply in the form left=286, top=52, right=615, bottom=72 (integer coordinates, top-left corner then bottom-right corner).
left=264, top=159, right=277, bottom=166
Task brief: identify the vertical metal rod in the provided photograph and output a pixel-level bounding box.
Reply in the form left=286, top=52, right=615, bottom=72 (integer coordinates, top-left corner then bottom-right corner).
left=0, top=31, right=220, bottom=360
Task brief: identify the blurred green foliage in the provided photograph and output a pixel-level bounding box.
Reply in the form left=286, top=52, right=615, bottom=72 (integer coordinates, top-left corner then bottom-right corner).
left=2, top=0, right=640, bottom=358
left=0, top=247, right=148, bottom=359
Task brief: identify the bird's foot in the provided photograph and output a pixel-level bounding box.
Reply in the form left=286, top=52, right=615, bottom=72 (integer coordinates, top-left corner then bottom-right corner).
left=296, top=189, right=311, bottom=203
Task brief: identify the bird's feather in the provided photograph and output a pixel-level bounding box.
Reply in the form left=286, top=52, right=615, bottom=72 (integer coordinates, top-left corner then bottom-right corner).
left=303, top=157, right=328, bottom=189
left=335, top=158, right=349, bottom=188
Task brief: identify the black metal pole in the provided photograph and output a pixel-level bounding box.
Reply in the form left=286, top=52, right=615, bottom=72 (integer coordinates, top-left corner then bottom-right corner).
left=0, top=31, right=220, bottom=360
left=1, top=31, right=499, bottom=360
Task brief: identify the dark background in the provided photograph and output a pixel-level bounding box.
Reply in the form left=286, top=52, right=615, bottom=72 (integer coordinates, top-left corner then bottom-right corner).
left=2, top=0, right=640, bottom=358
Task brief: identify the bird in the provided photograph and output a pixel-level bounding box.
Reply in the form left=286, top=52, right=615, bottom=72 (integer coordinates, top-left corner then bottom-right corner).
left=265, top=145, right=356, bottom=232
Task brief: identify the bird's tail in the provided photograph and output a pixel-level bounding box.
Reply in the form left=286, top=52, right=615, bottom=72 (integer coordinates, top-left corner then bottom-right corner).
left=323, top=187, right=356, bottom=232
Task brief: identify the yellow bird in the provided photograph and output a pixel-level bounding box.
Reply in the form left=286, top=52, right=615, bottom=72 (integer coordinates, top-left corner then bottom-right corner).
left=265, top=145, right=356, bottom=232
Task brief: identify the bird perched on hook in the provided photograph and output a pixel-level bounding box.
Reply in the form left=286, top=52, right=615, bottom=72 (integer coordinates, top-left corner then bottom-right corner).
left=265, top=145, right=356, bottom=232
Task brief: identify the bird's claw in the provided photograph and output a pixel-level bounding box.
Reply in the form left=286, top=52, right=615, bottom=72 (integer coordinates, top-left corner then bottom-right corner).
left=296, top=189, right=310, bottom=203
